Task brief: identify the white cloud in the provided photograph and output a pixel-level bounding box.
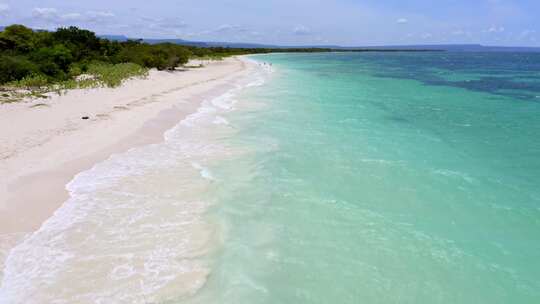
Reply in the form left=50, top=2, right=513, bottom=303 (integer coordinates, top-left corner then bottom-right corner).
left=184, top=24, right=251, bottom=39
left=449, top=30, right=473, bottom=39
left=31, top=8, right=115, bottom=25
left=487, top=26, right=505, bottom=33
left=145, top=18, right=187, bottom=34
left=421, top=33, right=433, bottom=39
left=32, top=7, right=59, bottom=20
left=139, top=16, right=157, bottom=23
left=158, top=18, right=188, bottom=29
left=0, top=3, right=9, bottom=15
left=519, top=29, right=536, bottom=40
left=293, top=25, right=311, bottom=35
left=314, top=36, right=329, bottom=43
left=217, top=24, right=235, bottom=32
left=87, top=11, right=115, bottom=19
left=396, top=18, right=408, bottom=24
left=215, top=24, right=246, bottom=33
left=86, top=11, right=115, bottom=22
left=61, top=13, right=84, bottom=21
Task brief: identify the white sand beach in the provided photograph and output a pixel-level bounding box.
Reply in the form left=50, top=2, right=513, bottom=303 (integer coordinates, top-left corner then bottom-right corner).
left=0, top=57, right=252, bottom=277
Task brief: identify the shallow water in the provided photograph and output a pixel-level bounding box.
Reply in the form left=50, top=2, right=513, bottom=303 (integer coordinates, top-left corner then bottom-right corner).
left=2, top=52, right=540, bottom=303
left=188, top=52, right=540, bottom=304
left=0, top=62, right=270, bottom=303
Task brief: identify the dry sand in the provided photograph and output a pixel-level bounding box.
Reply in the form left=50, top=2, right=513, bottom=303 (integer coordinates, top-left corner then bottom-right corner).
left=0, top=57, right=251, bottom=239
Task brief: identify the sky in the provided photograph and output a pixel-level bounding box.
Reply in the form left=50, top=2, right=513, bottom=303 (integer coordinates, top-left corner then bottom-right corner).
left=0, top=0, right=539, bottom=46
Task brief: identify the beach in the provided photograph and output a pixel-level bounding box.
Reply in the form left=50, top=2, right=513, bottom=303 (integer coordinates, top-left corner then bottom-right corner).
left=1, top=51, right=540, bottom=303
left=0, top=56, right=254, bottom=288
left=4, top=0, right=540, bottom=301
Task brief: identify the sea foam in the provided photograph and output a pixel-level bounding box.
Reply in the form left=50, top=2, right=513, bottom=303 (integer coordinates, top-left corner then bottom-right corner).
left=0, top=59, right=270, bottom=304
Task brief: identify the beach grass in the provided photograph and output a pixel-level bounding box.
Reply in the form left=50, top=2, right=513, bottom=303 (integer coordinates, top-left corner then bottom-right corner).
left=0, top=62, right=148, bottom=104
left=83, top=62, right=149, bottom=88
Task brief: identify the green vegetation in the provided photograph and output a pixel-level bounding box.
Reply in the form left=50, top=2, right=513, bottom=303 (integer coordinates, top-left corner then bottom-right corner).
left=0, top=24, right=335, bottom=102
left=0, top=25, right=192, bottom=91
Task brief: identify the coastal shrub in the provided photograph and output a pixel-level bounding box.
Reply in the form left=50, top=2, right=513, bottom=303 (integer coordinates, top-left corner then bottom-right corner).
left=86, top=62, right=148, bottom=87
left=12, top=74, right=50, bottom=88
left=153, top=43, right=191, bottom=69
left=53, top=27, right=101, bottom=61
left=0, top=25, right=36, bottom=53
left=68, top=65, right=83, bottom=78
left=31, top=44, right=74, bottom=77
left=114, top=41, right=191, bottom=70
left=67, top=62, right=90, bottom=78
left=53, top=27, right=100, bottom=49
left=144, top=49, right=169, bottom=70
left=0, top=55, right=39, bottom=84
left=1, top=23, right=331, bottom=96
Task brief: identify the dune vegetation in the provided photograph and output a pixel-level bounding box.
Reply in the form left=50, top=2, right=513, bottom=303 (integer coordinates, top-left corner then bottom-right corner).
left=0, top=25, right=191, bottom=92
left=0, top=24, right=333, bottom=102
left=0, top=24, right=440, bottom=104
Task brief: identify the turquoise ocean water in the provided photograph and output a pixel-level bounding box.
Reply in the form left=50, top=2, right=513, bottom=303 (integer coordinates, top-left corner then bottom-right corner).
left=2, top=52, right=540, bottom=303
left=189, top=52, right=540, bottom=303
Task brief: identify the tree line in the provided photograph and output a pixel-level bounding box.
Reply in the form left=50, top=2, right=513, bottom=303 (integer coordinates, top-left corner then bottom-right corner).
left=0, top=24, right=332, bottom=86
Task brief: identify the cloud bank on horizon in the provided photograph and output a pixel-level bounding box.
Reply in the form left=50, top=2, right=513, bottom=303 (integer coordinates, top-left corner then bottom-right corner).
left=0, top=0, right=538, bottom=46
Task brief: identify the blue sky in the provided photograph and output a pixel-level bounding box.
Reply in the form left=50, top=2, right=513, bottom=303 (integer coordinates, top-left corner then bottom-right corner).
left=0, top=0, right=538, bottom=46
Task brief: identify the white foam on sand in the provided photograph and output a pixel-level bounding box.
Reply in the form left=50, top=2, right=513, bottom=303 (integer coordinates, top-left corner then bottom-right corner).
left=0, top=58, right=271, bottom=304
left=192, top=162, right=215, bottom=181
left=213, top=116, right=230, bottom=125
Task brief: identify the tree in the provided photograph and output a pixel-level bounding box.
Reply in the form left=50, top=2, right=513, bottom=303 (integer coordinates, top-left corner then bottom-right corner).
left=30, top=44, right=73, bottom=77
left=0, top=55, right=38, bottom=83
left=0, top=25, right=36, bottom=53
left=53, top=26, right=101, bottom=61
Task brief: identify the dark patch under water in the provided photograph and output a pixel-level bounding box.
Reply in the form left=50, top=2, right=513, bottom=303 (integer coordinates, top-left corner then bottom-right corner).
left=321, top=52, right=540, bottom=101
left=368, top=52, right=540, bottom=101
left=384, top=115, right=411, bottom=124
left=422, top=76, right=540, bottom=101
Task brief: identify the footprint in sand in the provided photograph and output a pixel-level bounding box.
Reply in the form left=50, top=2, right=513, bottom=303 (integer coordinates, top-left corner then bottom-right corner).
left=113, top=105, right=129, bottom=111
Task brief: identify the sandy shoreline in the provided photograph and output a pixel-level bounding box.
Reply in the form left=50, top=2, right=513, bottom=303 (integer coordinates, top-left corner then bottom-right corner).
left=0, top=56, right=251, bottom=240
